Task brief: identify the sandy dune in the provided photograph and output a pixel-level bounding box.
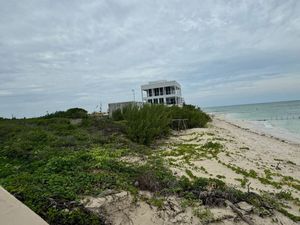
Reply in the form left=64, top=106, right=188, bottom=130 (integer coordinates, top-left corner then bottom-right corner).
left=83, top=118, right=300, bottom=225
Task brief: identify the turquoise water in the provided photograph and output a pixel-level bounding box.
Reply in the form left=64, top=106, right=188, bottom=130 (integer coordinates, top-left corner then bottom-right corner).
left=204, top=100, right=300, bottom=135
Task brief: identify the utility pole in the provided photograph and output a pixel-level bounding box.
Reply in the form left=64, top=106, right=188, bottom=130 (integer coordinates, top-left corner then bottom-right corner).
left=132, top=89, right=135, bottom=102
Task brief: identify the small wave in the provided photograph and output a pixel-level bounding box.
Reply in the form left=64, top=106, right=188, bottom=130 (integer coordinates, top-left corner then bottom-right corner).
left=263, top=121, right=273, bottom=128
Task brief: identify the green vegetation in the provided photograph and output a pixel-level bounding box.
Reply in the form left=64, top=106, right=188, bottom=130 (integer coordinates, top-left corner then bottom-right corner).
left=0, top=114, right=141, bottom=224
left=193, top=207, right=214, bottom=223
left=111, top=108, right=124, bottom=121
left=200, top=166, right=209, bottom=174
left=235, top=177, right=249, bottom=188
left=43, top=108, right=88, bottom=119
left=278, top=208, right=300, bottom=222
left=286, top=160, right=296, bottom=165
left=122, top=104, right=171, bottom=145
left=216, top=174, right=226, bottom=179
left=185, top=169, right=197, bottom=179
left=0, top=109, right=212, bottom=224
left=1, top=108, right=299, bottom=223
left=160, top=142, right=223, bottom=165
left=276, top=190, right=293, bottom=200
left=264, top=169, right=273, bottom=180
left=220, top=162, right=258, bottom=179
left=168, top=104, right=211, bottom=128
left=239, top=146, right=250, bottom=150
left=147, top=197, right=165, bottom=209
left=112, top=104, right=211, bottom=145
left=220, top=160, right=300, bottom=191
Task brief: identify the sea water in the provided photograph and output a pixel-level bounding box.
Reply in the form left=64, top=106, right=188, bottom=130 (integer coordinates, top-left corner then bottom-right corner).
left=204, top=100, right=300, bottom=142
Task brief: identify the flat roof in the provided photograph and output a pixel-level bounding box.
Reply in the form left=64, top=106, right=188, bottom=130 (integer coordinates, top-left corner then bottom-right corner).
left=141, top=80, right=181, bottom=90
left=108, top=101, right=143, bottom=106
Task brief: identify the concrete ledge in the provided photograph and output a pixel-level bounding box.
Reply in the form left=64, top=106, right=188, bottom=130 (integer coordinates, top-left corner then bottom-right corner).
left=0, top=186, right=48, bottom=225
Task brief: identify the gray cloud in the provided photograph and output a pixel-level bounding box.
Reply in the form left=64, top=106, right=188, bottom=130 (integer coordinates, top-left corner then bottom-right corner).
left=0, top=0, right=300, bottom=117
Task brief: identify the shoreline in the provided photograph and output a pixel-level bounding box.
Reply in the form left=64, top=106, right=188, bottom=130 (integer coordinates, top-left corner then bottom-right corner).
left=168, top=117, right=300, bottom=223
left=210, top=114, right=300, bottom=145
left=83, top=118, right=300, bottom=225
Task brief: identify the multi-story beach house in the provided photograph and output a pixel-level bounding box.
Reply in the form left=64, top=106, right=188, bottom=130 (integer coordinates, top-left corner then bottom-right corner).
left=141, top=80, right=184, bottom=106
left=108, top=80, right=184, bottom=117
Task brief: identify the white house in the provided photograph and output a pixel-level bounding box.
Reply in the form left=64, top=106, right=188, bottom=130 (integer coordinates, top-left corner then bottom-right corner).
left=141, top=80, right=184, bottom=106
left=108, top=80, right=184, bottom=118
left=108, top=101, right=143, bottom=118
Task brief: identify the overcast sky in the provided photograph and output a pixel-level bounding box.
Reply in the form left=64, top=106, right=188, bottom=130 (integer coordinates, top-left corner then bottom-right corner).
left=1, top=0, right=300, bottom=118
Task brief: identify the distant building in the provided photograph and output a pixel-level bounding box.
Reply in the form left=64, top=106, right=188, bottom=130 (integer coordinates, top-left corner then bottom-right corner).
left=90, top=111, right=108, bottom=118
left=108, top=101, right=143, bottom=118
left=141, top=80, right=184, bottom=106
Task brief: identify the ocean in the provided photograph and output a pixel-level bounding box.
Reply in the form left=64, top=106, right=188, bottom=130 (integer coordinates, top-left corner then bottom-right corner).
left=204, top=100, right=300, bottom=142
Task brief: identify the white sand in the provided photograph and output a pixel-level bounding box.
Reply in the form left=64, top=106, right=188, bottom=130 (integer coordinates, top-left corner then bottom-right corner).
left=83, top=117, right=300, bottom=225
left=166, top=117, right=300, bottom=222
left=168, top=118, right=300, bottom=187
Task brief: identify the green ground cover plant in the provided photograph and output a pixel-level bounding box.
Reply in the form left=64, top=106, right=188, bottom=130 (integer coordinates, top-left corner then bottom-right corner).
left=0, top=115, right=136, bottom=225
left=160, top=141, right=223, bottom=163
left=1, top=108, right=299, bottom=224
left=0, top=111, right=214, bottom=224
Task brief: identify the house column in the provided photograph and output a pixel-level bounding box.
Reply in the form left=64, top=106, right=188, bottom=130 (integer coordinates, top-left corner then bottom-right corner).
left=163, top=87, right=166, bottom=105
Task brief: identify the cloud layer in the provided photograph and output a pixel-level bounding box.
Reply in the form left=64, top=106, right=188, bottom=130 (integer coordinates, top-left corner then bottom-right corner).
left=1, top=0, right=300, bottom=117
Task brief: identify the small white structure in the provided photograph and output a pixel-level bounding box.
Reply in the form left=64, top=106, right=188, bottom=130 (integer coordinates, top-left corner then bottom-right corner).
left=141, top=80, right=184, bottom=106
left=108, top=101, right=143, bottom=118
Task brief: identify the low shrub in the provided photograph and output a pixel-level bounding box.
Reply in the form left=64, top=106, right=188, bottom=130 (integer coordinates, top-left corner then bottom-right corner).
left=112, top=104, right=211, bottom=145
left=122, top=104, right=171, bottom=145
left=136, top=159, right=177, bottom=192
left=168, top=104, right=211, bottom=128
left=112, top=109, right=124, bottom=121
left=43, top=108, right=88, bottom=119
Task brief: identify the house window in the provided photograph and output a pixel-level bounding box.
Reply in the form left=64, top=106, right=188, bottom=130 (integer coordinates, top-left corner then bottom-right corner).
left=159, top=87, right=163, bottom=95
left=148, top=99, right=153, bottom=104
left=171, top=86, right=175, bottom=94
left=154, top=88, right=159, bottom=96
left=165, top=86, right=171, bottom=95
left=148, top=89, right=152, bottom=97
left=159, top=98, right=164, bottom=104
left=153, top=99, right=158, bottom=104
left=166, top=97, right=176, bottom=105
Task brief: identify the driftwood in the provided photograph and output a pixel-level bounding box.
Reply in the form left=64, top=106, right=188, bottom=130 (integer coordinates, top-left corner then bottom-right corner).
left=225, top=200, right=255, bottom=225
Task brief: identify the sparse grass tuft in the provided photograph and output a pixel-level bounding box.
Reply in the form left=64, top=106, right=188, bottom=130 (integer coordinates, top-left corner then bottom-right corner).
left=235, top=177, right=249, bottom=188
left=193, top=207, right=214, bottom=223
left=216, top=175, right=226, bottom=179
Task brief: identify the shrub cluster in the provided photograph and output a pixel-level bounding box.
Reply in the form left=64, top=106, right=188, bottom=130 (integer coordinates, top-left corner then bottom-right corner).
left=43, top=108, right=88, bottom=119
left=122, top=104, right=170, bottom=145
left=112, top=108, right=124, bottom=121
left=112, top=104, right=211, bottom=145
left=168, top=104, right=211, bottom=128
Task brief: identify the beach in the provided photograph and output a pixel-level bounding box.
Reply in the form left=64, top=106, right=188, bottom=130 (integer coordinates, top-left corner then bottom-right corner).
left=204, top=100, right=300, bottom=144
left=178, top=116, right=300, bottom=187
left=83, top=116, right=300, bottom=225
left=213, top=115, right=300, bottom=145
